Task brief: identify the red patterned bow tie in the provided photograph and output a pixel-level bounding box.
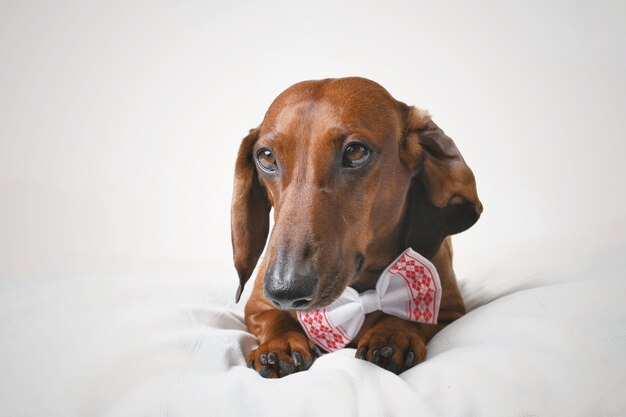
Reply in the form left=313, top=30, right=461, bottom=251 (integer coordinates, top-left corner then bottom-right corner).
left=297, top=248, right=442, bottom=352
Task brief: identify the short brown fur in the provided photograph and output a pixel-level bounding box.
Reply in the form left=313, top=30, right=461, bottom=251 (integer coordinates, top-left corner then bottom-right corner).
left=231, top=77, right=482, bottom=377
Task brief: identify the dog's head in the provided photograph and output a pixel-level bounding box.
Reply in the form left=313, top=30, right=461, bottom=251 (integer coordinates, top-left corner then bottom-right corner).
left=231, top=77, right=482, bottom=309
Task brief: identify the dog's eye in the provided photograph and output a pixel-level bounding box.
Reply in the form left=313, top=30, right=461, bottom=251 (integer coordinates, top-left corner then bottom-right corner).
left=342, top=142, right=371, bottom=168
left=256, top=148, right=278, bottom=173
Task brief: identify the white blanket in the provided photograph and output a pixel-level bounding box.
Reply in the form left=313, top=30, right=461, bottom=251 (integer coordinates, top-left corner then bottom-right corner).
left=1, top=230, right=625, bottom=417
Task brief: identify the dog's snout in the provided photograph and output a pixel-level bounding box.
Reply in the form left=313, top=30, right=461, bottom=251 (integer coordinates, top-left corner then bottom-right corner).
left=264, top=270, right=317, bottom=310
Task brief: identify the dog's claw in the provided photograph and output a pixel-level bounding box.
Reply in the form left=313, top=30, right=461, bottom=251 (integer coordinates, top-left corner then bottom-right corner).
left=259, top=365, right=273, bottom=378
left=381, top=346, right=394, bottom=358
left=276, top=360, right=296, bottom=377
left=312, top=345, right=323, bottom=358
left=358, top=347, right=367, bottom=360
left=371, top=349, right=381, bottom=363
left=292, top=351, right=302, bottom=367
left=259, top=353, right=268, bottom=365
left=267, top=352, right=277, bottom=365
left=404, top=351, right=415, bottom=369
left=302, top=354, right=314, bottom=370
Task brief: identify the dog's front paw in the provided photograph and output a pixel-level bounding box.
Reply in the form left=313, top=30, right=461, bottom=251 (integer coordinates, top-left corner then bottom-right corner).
left=248, top=331, right=322, bottom=378
left=356, top=319, right=426, bottom=374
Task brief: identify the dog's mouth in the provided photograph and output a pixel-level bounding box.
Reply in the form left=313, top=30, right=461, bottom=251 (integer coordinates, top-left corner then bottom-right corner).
left=301, top=254, right=366, bottom=310
left=269, top=299, right=313, bottom=310
left=354, top=253, right=365, bottom=275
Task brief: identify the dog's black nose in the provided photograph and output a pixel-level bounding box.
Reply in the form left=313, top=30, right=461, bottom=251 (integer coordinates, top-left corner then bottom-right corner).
left=264, top=270, right=317, bottom=309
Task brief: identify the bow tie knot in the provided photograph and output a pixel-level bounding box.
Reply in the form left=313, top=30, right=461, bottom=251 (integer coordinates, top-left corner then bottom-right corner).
left=297, top=248, right=442, bottom=352
left=359, top=290, right=382, bottom=315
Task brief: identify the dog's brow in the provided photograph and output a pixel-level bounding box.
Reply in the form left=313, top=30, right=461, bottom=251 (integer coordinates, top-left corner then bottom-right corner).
left=329, top=132, right=349, bottom=147
left=259, top=129, right=348, bottom=147
left=258, top=130, right=280, bottom=144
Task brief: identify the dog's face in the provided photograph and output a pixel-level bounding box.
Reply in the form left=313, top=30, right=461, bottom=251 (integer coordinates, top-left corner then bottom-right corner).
left=252, top=80, right=412, bottom=308
left=232, top=78, right=482, bottom=309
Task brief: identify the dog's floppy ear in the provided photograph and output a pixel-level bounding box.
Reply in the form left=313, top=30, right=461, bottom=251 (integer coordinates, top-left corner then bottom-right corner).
left=401, top=106, right=483, bottom=258
left=231, top=128, right=271, bottom=302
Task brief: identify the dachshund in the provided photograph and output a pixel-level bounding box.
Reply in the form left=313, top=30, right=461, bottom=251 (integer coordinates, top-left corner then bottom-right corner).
left=231, top=77, right=482, bottom=378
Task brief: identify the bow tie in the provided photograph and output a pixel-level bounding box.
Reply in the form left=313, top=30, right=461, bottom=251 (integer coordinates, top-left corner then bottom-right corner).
left=296, top=248, right=442, bottom=352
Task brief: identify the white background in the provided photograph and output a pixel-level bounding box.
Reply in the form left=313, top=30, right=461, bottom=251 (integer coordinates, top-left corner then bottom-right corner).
left=1, top=0, right=625, bottom=286
left=1, top=3, right=626, bottom=416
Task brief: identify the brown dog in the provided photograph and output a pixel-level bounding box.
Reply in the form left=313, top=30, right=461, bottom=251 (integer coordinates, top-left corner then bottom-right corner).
left=231, top=77, right=482, bottom=378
